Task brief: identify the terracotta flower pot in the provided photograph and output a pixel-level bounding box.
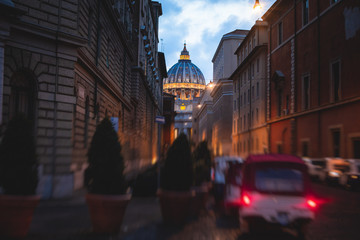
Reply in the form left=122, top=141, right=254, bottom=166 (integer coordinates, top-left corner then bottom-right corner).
left=86, top=193, right=131, bottom=234
left=157, top=189, right=195, bottom=225
left=0, top=195, right=40, bottom=238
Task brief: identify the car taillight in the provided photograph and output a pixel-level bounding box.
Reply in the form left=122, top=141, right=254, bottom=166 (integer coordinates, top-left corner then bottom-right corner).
left=306, top=199, right=317, bottom=209
left=241, top=192, right=251, bottom=206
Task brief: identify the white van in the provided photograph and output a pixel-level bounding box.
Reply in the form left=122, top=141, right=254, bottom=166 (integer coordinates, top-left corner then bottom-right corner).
left=339, top=159, right=360, bottom=190
left=318, top=158, right=350, bottom=185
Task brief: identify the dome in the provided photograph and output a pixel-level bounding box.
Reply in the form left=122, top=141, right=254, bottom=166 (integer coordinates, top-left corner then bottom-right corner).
left=163, top=44, right=206, bottom=85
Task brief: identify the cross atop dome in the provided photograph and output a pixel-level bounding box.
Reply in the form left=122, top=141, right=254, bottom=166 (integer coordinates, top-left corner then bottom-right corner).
left=180, top=43, right=190, bottom=60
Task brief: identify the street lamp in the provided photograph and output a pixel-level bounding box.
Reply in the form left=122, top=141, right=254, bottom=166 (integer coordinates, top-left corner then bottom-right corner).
left=253, top=0, right=261, bottom=10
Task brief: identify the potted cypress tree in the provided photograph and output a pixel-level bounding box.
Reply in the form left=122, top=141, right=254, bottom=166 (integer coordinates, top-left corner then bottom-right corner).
left=0, top=115, right=40, bottom=238
left=191, top=141, right=212, bottom=216
left=158, top=133, right=194, bottom=225
left=84, top=117, right=130, bottom=234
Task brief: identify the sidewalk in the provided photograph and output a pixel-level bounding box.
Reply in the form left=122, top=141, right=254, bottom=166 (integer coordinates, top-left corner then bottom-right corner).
left=20, top=190, right=243, bottom=240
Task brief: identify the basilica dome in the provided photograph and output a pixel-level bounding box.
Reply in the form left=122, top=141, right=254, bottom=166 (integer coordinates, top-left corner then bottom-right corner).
left=163, top=44, right=206, bottom=101
left=163, top=44, right=206, bottom=139
left=164, top=44, right=205, bottom=85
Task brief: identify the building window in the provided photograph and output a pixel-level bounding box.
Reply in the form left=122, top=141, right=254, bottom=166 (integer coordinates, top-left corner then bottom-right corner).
left=248, top=89, right=250, bottom=102
left=9, top=71, right=36, bottom=121
left=352, top=138, right=360, bottom=158
left=234, top=100, right=236, bottom=111
left=248, top=113, right=250, bottom=127
left=257, top=58, right=259, bottom=73
left=240, top=94, right=242, bottom=106
left=251, top=110, right=254, bottom=126
left=302, top=141, right=309, bottom=156
left=256, top=108, right=259, bottom=122
left=332, top=129, right=341, bottom=157
left=331, top=60, right=341, bottom=102
left=278, top=21, right=283, bottom=45
left=244, top=92, right=246, bottom=105
left=256, top=82, right=259, bottom=97
left=252, top=86, right=255, bottom=100
left=244, top=115, right=246, bottom=128
left=303, top=0, right=309, bottom=26
left=240, top=117, right=242, bottom=130
left=302, top=75, right=310, bottom=109
left=252, top=63, right=255, bottom=78
left=277, top=143, right=283, bottom=154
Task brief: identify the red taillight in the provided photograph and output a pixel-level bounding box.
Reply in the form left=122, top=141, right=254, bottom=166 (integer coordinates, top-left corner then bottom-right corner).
left=242, top=193, right=251, bottom=206
left=307, top=199, right=317, bottom=209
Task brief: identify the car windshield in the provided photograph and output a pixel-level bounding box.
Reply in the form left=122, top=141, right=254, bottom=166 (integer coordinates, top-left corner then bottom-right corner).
left=255, top=168, right=304, bottom=193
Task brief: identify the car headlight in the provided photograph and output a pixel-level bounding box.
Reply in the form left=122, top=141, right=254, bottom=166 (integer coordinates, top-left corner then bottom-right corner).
left=329, top=171, right=340, bottom=177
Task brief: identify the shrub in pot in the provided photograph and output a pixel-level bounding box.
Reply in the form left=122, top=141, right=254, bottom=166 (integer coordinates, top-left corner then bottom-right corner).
left=159, top=133, right=194, bottom=225
left=84, top=117, right=130, bottom=234
left=0, top=115, right=40, bottom=238
left=191, top=141, right=212, bottom=215
left=193, top=141, right=212, bottom=186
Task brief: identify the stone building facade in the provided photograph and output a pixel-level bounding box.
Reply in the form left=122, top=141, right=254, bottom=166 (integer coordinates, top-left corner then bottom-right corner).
left=0, top=0, right=165, bottom=198
left=231, top=20, right=269, bottom=158
left=211, top=30, right=248, bottom=156
left=263, top=0, right=360, bottom=158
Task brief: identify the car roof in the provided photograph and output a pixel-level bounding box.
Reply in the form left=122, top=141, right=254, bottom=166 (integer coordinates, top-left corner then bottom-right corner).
left=246, top=154, right=305, bottom=165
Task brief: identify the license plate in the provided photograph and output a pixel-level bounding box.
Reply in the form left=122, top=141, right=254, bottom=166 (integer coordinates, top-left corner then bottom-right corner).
left=277, top=212, right=289, bottom=225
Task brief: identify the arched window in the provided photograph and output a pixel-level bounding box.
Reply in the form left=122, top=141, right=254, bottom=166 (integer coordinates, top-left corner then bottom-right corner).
left=9, top=71, right=36, bottom=121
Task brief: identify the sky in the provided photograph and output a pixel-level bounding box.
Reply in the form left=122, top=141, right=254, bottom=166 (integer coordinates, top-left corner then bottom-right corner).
left=158, top=0, right=276, bottom=83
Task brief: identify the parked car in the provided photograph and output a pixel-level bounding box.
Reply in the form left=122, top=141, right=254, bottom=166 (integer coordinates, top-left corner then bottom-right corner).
left=239, top=154, right=316, bottom=239
left=339, top=159, right=360, bottom=190
left=213, top=156, right=243, bottom=204
left=224, top=160, right=243, bottom=211
left=318, top=158, right=350, bottom=185
left=302, top=157, right=326, bottom=181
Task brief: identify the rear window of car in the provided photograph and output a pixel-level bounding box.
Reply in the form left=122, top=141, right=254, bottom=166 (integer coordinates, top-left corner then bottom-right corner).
left=255, top=168, right=304, bottom=193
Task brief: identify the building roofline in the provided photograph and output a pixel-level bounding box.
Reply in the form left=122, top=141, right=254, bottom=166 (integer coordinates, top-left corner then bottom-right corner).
left=212, top=29, right=249, bottom=63
left=234, top=20, right=268, bottom=55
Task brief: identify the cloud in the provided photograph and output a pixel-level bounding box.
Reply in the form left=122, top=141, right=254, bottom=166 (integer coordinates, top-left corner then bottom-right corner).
left=159, top=0, right=275, bottom=82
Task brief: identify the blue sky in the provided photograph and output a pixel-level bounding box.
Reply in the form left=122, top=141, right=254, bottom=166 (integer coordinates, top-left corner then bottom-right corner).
left=158, top=0, right=276, bottom=83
